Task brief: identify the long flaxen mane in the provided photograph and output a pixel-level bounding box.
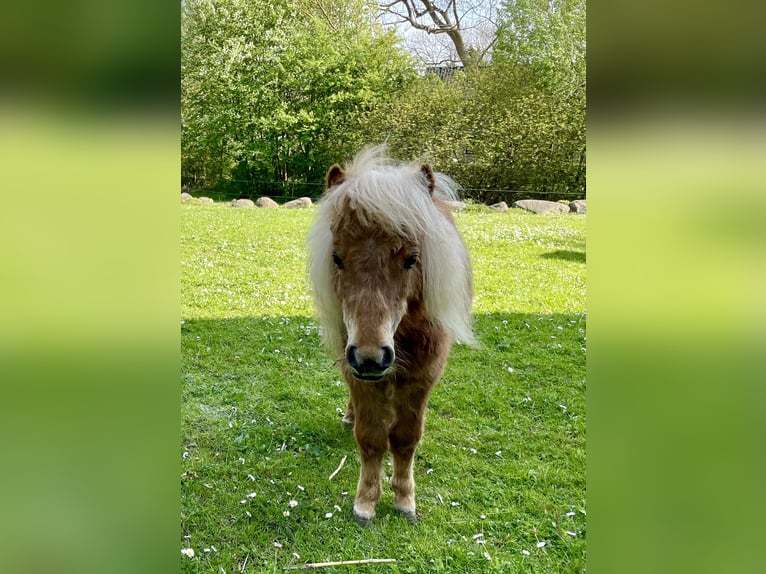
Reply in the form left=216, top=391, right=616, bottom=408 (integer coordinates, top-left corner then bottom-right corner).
left=308, top=145, right=476, bottom=357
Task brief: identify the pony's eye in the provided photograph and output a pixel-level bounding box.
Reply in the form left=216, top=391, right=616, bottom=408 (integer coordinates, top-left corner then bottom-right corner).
left=332, top=253, right=344, bottom=269
left=403, top=253, right=418, bottom=270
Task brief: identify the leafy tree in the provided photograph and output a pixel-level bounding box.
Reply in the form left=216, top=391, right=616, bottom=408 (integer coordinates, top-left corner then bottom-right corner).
left=494, top=0, right=585, bottom=94
left=445, top=0, right=586, bottom=198
left=182, top=0, right=585, bottom=200
left=367, top=70, right=584, bottom=199
left=182, top=0, right=415, bottom=196
left=365, top=0, right=584, bottom=199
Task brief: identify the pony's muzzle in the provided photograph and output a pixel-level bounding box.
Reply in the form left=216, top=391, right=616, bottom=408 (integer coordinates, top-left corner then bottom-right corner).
left=346, top=345, right=394, bottom=380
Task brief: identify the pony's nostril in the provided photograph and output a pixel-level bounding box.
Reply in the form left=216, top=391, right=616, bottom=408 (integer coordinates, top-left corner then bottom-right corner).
left=380, top=346, right=394, bottom=369
left=346, top=345, right=359, bottom=369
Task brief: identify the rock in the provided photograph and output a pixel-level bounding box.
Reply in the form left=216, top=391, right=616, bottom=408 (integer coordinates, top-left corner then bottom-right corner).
left=444, top=200, right=468, bottom=212
left=512, top=199, right=570, bottom=215
left=283, top=197, right=312, bottom=209
left=198, top=197, right=214, bottom=204
left=489, top=201, right=508, bottom=212
left=256, top=197, right=279, bottom=208
left=232, top=198, right=255, bottom=208
left=569, top=199, right=586, bottom=214
left=181, top=192, right=193, bottom=201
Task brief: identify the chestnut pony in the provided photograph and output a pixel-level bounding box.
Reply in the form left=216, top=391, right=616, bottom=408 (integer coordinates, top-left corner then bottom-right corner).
left=308, top=146, right=475, bottom=525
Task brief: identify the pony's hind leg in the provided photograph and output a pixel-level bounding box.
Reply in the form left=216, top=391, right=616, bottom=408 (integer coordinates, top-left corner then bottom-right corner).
left=342, top=399, right=354, bottom=427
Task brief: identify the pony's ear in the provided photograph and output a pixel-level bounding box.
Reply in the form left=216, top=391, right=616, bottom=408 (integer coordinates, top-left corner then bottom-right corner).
left=326, top=164, right=345, bottom=189
left=421, top=164, right=435, bottom=196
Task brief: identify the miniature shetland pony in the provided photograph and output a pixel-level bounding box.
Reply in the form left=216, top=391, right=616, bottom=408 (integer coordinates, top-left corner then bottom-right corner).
left=308, top=146, right=475, bottom=524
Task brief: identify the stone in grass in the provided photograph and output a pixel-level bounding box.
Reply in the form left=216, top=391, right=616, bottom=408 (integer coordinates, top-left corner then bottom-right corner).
left=283, top=197, right=312, bottom=209
left=512, top=199, right=569, bottom=214
left=489, top=201, right=508, bottom=212
left=569, top=199, right=586, bottom=214
left=444, top=200, right=468, bottom=212
left=181, top=192, right=193, bottom=201
left=232, top=198, right=255, bottom=208
left=198, top=197, right=214, bottom=204
left=256, top=196, right=279, bottom=208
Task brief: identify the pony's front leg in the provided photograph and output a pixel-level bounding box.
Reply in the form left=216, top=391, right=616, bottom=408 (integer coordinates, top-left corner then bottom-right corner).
left=388, top=414, right=423, bottom=522
left=352, top=420, right=387, bottom=525
left=389, top=376, right=439, bottom=521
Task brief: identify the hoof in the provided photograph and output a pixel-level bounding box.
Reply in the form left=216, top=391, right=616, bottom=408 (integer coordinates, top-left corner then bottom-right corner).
left=353, top=503, right=375, bottom=526
left=341, top=416, right=354, bottom=428
left=353, top=511, right=373, bottom=526
left=395, top=508, right=419, bottom=524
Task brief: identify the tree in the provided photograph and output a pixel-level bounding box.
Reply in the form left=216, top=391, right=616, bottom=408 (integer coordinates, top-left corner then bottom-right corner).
left=366, top=0, right=586, bottom=199
left=490, top=0, right=586, bottom=194
left=494, top=0, right=585, bottom=93
left=181, top=0, right=414, bottom=195
left=181, top=0, right=585, bottom=199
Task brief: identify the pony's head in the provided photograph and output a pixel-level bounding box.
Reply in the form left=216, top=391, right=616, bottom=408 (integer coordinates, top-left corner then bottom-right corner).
left=308, top=146, right=475, bottom=380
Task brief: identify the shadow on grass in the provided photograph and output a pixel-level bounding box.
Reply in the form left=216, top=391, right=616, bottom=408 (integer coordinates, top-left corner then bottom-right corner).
left=181, top=311, right=586, bottom=441
left=541, top=249, right=586, bottom=263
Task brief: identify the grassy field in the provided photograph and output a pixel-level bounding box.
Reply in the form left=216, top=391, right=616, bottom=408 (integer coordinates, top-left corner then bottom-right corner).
left=181, top=203, right=586, bottom=573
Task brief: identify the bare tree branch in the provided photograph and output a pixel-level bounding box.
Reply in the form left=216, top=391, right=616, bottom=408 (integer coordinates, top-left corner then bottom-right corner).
left=378, top=0, right=499, bottom=68
left=305, top=0, right=339, bottom=33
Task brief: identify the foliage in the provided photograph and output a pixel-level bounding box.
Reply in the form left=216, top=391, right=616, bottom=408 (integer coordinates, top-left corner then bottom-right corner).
left=495, top=0, right=586, bottom=93
left=365, top=73, right=473, bottom=167
left=181, top=204, right=586, bottom=572
left=365, top=63, right=585, bottom=201
left=463, top=61, right=585, bottom=199
left=182, top=0, right=415, bottom=195
left=181, top=0, right=586, bottom=201
left=364, top=0, right=586, bottom=200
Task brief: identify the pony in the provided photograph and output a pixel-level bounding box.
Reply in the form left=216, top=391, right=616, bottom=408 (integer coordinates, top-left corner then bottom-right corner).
left=308, top=145, right=476, bottom=525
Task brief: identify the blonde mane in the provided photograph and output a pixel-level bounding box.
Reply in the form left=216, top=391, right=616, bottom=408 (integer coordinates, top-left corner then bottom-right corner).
left=308, top=145, right=476, bottom=356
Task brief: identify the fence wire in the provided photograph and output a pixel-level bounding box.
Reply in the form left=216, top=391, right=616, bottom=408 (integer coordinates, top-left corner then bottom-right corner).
left=182, top=179, right=584, bottom=203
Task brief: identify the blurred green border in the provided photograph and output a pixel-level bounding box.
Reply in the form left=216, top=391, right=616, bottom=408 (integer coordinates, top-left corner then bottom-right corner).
left=588, top=1, right=766, bottom=571
left=3, top=1, right=766, bottom=572
left=1, top=2, right=180, bottom=572
left=0, top=111, right=180, bottom=574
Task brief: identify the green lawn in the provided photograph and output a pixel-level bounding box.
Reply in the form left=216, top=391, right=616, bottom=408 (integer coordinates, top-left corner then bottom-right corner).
left=181, top=203, right=586, bottom=573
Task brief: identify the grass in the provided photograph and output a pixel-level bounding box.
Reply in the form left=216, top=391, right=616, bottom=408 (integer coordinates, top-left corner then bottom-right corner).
left=181, top=203, right=586, bottom=573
